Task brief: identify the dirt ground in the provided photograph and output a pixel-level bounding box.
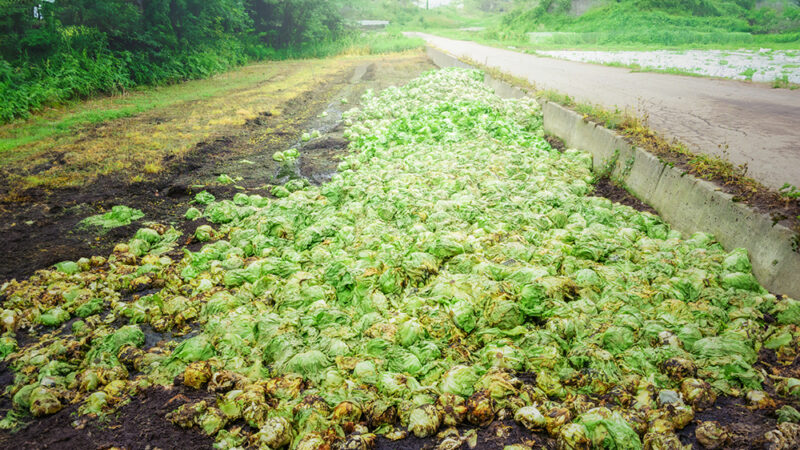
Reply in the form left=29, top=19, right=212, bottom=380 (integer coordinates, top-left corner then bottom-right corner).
left=411, top=33, right=800, bottom=191
left=547, top=134, right=658, bottom=216
left=0, top=383, right=216, bottom=450
left=675, top=345, right=800, bottom=449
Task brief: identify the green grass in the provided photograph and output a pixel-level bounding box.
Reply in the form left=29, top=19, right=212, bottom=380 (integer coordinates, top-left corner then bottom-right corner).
left=498, top=0, right=800, bottom=45
left=425, top=26, right=800, bottom=51
left=740, top=67, right=758, bottom=80
left=0, top=49, right=432, bottom=190
left=353, top=32, right=425, bottom=55
left=413, top=0, right=800, bottom=51
left=0, top=31, right=422, bottom=126
left=0, top=41, right=251, bottom=125
left=261, top=32, right=423, bottom=60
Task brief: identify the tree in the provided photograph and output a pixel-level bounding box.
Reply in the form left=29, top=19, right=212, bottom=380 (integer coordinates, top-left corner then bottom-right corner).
left=246, top=0, right=343, bottom=48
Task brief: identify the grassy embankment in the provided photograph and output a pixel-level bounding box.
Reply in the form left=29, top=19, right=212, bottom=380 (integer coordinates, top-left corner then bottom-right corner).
left=0, top=39, right=422, bottom=192
left=408, top=0, right=800, bottom=50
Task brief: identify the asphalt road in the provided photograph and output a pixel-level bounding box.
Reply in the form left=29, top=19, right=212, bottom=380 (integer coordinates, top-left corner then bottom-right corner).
left=411, top=33, right=800, bottom=190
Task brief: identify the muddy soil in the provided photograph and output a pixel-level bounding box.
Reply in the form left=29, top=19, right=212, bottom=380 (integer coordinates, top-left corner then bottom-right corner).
left=0, top=385, right=216, bottom=450
left=677, top=396, right=776, bottom=449
left=593, top=177, right=658, bottom=215
left=673, top=346, right=800, bottom=449
left=377, top=419, right=554, bottom=450
left=547, top=134, right=657, bottom=215
left=0, top=54, right=435, bottom=284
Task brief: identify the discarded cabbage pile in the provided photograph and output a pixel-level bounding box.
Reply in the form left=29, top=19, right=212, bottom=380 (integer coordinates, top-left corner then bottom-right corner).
left=79, top=205, right=145, bottom=230
left=2, top=68, right=800, bottom=449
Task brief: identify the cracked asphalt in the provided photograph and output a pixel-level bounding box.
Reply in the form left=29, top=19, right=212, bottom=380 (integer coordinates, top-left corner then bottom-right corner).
left=411, top=33, right=800, bottom=189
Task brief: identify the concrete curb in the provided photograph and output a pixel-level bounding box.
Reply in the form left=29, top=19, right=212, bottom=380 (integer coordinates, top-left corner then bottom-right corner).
left=427, top=46, right=800, bottom=298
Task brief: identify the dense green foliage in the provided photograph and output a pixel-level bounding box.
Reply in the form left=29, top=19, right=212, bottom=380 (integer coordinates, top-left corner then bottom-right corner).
left=0, top=0, right=423, bottom=124
left=344, top=0, right=422, bottom=24
left=495, top=0, right=800, bottom=46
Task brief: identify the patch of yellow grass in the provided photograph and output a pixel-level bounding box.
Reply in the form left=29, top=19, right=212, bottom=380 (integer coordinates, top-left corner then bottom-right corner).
left=1, top=53, right=406, bottom=189
left=341, top=46, right=372, bottom=56
left=143, top=162, right=161, bottom=174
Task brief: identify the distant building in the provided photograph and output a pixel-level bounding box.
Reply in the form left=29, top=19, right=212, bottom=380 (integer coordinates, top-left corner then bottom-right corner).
left=357, top=20, right=390, bottom=30
left=33, top=0, right=56, bottom=19
left=416, top=0, right=462, bottom=8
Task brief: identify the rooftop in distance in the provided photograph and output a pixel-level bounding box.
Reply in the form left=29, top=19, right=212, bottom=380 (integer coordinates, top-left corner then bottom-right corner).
left=357, top=20, right=390, bottom=28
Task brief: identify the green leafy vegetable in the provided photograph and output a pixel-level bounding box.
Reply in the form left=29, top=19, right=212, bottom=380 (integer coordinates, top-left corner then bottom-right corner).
left=80, top=205, right=144, bottom=230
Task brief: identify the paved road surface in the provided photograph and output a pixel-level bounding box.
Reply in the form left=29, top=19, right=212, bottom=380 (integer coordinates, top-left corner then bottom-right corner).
left=411, top=33, right=800, bottom=190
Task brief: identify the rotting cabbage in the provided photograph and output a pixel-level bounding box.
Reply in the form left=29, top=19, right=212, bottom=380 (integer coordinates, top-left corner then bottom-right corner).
left=79, top=205, right=144, bottom=230
left=0, top=68, right=797, bottom=448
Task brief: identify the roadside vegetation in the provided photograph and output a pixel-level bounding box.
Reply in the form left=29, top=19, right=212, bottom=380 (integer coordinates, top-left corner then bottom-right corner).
left=0, top=1, right=422, bottom=124
left=405, top=0, right=800, bottom=50
left=498, top=0, right=800, bottom=47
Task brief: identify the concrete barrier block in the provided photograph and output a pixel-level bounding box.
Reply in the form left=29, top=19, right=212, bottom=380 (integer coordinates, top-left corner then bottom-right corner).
left=624, top=149, right=666, bottom=206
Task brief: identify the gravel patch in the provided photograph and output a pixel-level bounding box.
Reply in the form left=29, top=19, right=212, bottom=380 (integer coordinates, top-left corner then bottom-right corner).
left=537, top=49, right=800, bottom=83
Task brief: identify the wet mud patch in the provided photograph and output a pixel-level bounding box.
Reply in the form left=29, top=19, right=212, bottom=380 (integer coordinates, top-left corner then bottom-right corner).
left=545, top=134, right=565, bottom=152
left=758, top=347, right=800, bottom=379
left=677, top=396, right=777, bottom=449
left=0, top=385, right=215, bottom=450
left=0, top=361, right=13, bottom=419
left=377, top=419, right=554, bottom=449
left=674, top=348, right=800, bottom=449
left=471, top=420, right=553, bottom=449
left=592, top=177, right=658, bottom=214
left=545, top=132, right=657, bottom=215
left=299, top=136, right=350, bottom=185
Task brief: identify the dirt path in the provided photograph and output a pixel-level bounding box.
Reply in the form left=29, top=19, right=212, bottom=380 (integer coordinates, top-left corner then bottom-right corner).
left=410, top=33, right=800, bottom=190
